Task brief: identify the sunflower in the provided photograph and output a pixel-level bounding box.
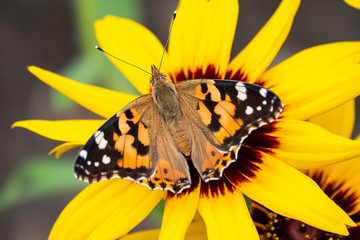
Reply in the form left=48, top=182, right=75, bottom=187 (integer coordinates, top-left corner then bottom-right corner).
left=13, top=0, right=360, bottom=239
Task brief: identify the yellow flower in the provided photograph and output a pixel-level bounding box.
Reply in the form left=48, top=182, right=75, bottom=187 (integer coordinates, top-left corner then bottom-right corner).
left=13, top=0, right=360, bottom=239
left=121, top=70, right=360, bottom=240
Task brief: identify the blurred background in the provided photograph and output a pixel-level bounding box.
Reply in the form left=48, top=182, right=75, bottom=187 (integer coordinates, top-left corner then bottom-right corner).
left=1, top=0, right=360, bottom=239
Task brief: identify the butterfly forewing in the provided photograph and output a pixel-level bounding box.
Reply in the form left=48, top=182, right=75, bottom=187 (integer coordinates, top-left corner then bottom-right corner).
left=74, top=95, right=157, bottom=183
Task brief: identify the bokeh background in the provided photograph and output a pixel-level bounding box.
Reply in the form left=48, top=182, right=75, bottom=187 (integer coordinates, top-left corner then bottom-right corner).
left=1, top=0, right=360, bottom=239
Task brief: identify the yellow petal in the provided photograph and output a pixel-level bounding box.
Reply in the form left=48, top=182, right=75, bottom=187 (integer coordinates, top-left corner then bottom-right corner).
left=344, top=0, right=360, bottom=9
left=49, top=142, right=83, bottom=158
left=182, top=218, right=207, bottom=240
left=262, top=42, right=360, bottom=120
left=261, top=42, right=360, bottom=82
left=269, top=64, right=360, bottom=120
left=28, top=66, right=138, bottom=118
left=227, top=0, right=300, bottom=82
left=270, top=119, right=360, bottom=169
left=237, top=150, right=355, bottom=235
left=95, top=16, right=167, bottom=94
left=49, top=179, right=165, bottom=240
left=168, top=0, right=238, bottom=79
left=12, top=119, right=105, bottom=142
left=198, top=187, right=259, bottom=240
left=159, top=184, right=200, bottom=240
left=309, top=100, right=355, bottom=138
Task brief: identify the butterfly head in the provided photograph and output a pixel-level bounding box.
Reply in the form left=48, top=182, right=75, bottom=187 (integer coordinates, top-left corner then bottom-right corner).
left=150, top=65, right=168, bottom=87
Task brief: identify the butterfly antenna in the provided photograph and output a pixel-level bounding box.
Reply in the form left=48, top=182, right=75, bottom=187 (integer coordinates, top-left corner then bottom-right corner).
left=95, top=46, right=152, bottom=75
left=158, top=10, right=176, bottom=72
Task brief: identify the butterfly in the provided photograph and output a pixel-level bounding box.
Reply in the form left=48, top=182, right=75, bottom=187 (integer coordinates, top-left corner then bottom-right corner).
left=74, top=65, right=283, bottom=193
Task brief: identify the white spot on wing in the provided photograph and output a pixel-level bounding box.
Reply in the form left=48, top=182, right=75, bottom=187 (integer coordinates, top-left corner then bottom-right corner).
left=94, top=130, right=108, bottom=149
left=94, top=162, right=100, bottom=167
left=235, top=82, right=247, bottom=100
left=245, top=106, right=253, bottom=115
left=94, top=130, right=102, bottom=141
left=102, top=155, right=111, bottom=164
left=260, top=88, right=267, bottom=97
left=256, top=106, right=262, bottom=111
left=98, top=138, right=108, bottom=149
left=262, top=100, right=267, bottom=105
left=79, top=150, right=87, bottom=159
left=87, top=161, right=91, bottom=165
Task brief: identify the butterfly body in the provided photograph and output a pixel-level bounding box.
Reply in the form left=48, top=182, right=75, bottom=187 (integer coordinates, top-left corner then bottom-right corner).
left=151, top=66, right=181, bottom=121
left=75, top=66, right=283, bottom=193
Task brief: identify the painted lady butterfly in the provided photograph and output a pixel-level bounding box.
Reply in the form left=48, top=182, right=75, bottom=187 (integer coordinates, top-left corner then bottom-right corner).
left=74, top=64, right=283, bottom=193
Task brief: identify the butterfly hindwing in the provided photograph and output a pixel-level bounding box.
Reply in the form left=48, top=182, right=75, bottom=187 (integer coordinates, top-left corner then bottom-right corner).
left=176, top=79, right=283, bottom=181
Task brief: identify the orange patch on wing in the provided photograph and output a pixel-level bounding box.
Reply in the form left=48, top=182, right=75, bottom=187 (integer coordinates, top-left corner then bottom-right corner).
left=197, top=101, right=232, bottom=144
left=115, top=135, right=125, bottom=168
left=122, top=135, right=137, bottom=169
left=197, top=101, right=212, bottom=125
left=195, top=84, right=209, bottom=100
left=207, top=84, right=222, bottom=101
left=219, top=101, right=236, bottom=116
left=136, top=155, right=151, bottom=169
left=118, top=118, right=131, bottom=133
left=115, top=135, right=125, bottom=153
left=214, top=103, right=240, bottom=136
left=113, top=132, right=120, bottom=142
left=118, top=108, right=141, bottom=133
left=195, top=83, right=222, bottom=101
left=138, top=122, right=150, bottom=146
left=213, top=125, right=231, bottom=144
left=224, top=93, right=232, bottom=102
left=219, top=100, right=245, bottom=127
